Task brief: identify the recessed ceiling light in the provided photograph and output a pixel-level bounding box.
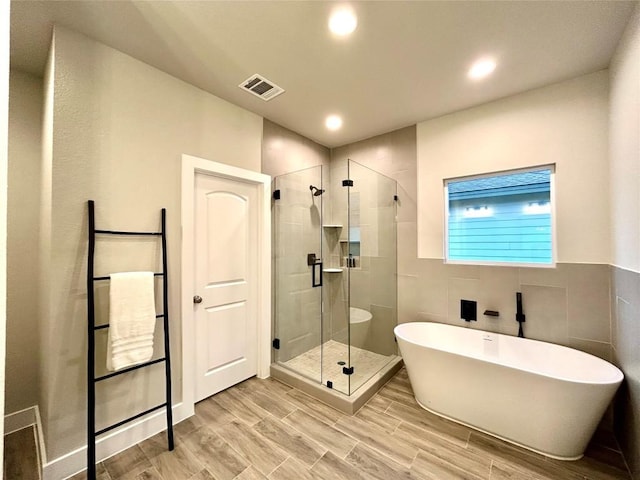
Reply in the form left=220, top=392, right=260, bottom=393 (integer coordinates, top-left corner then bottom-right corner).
left=468, top=58, right=497, bottom=80
left=325, top=115, right=343, bottom=131
left=329, top=7, right=357, bottom=36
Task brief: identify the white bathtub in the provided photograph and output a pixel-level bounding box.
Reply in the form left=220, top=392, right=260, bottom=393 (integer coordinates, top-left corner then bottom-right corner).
left=394, top=322, right=623, bottom=460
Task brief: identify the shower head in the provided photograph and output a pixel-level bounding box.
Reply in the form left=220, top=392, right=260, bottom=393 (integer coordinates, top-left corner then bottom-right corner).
left=309, top=185, right=325, bottom=196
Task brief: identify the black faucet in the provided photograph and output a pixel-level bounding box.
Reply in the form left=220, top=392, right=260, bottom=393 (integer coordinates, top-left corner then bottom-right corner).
left=516, top=292, right=526, bottom=338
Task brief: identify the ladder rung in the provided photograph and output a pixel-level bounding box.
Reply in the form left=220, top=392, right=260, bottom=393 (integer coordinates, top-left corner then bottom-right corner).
left=95, top=403, right=167, bottom=436
left=93, top=273, right=164, bottom=281
left=95, top=229, right=161, bottom=236
left=95, top=358, right=165, bottom=382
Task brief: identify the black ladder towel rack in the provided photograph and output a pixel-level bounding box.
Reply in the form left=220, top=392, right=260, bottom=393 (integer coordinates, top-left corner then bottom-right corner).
left=86, top=200, right=174, bottom=480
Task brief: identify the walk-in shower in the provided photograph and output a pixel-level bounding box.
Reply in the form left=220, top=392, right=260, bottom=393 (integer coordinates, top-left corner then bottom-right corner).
left=271, top=160, right=401, bottom=410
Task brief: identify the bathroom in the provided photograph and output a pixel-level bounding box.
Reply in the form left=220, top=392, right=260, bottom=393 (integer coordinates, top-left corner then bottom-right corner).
left=3, top=1, right=640, bottom=479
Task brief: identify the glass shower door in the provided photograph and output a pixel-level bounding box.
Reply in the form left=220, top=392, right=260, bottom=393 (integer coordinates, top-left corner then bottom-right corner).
left=346, top=160, right=398, bottom=395
left=273, top=166, right=324, bottom=384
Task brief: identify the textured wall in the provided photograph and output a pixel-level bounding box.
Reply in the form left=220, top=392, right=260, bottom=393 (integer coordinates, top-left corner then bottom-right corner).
left=610, top=4, right=640, bottom=274
left=7, top=70, right=42, bottom=413
left=609, top=4, right=640, bottom=479
left=417, top=71, right=610, bottom=263
left=0, top=0, right=11, bottom=456
left=41, top=26, right=263, bottom=462
left=262, top=120, right=330, bottom=179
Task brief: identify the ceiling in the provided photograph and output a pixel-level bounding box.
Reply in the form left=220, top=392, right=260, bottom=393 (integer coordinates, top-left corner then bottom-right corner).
left=9, top=0, right=637, bottom=148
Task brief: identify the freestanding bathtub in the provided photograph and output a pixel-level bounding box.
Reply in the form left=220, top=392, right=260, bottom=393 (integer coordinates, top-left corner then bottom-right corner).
left=394, top=322, right=624, bottom=460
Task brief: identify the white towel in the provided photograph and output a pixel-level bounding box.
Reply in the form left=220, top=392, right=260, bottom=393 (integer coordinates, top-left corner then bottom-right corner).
left=107, top=272, right=157, bottom=371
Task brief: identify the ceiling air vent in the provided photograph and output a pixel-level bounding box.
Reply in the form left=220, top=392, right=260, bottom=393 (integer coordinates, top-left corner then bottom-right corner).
left=239, top=74, right=284, bottom=101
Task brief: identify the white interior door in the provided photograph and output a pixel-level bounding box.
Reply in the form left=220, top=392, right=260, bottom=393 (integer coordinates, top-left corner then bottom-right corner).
left=194, top=172, right=258, bottom=401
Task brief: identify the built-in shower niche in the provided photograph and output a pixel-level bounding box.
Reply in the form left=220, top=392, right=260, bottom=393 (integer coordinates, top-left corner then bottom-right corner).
left=271, top=160, right=402, bottom=414
left=339, top=240, right=360, bottom=269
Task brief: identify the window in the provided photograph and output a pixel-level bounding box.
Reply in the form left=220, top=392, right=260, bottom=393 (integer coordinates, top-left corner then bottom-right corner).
left=444, top=165, right=555, bottom=266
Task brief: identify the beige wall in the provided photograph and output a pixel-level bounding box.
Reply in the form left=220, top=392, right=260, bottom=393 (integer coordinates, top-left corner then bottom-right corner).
left=417, top=70, right=610, bottom=263
left=609, top=4, right=640, bottom=479
left=262, top=120, right=330, bottom=179
left=610, top=4, right=640, bottom=274
left=41, top=26, right=263, bottom=462
left=7, top=70, right=42, bottom=414
left=38, top=36, right=54, bottom=451
left=1, top=0, right=11, bottom=464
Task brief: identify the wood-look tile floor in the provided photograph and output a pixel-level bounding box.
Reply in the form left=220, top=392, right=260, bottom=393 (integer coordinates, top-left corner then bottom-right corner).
left=3, top=425, right=40, bottom=479
left=67, top=368, right=631, bottom=480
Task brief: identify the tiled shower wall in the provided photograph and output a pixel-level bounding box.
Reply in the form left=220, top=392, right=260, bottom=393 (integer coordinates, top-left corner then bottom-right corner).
left=324, top=158, right=398, bottom=355
left=331, top=126, right=417, bottom=356
left=262, top=120, right=330, bottom=362
left=272, top=168, right=324, bottom=362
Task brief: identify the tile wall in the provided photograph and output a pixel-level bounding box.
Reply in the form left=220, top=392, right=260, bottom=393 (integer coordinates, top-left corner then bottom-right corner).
left=400, top=261, right=613, bottom=361
left=611, top=266, right=640, bottom=478
left=262, top=120, right=330, bottom=363
left=323, top=159, right=398, bottom=355
left=273, top=168, right=324, bottom=362
left=330, top=126, right=417, bottom=356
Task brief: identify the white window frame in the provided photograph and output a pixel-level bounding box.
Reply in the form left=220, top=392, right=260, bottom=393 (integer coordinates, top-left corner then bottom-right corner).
left=443, top=164, right=557, bottom=268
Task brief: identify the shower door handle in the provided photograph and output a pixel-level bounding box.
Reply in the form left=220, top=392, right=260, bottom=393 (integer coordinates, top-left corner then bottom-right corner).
left=311, top=261, right=323, bottom=288
left=308, top=253, right=322, bottom=287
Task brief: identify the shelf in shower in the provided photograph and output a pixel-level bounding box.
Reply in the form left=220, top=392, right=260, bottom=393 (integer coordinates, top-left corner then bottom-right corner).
left=322, top=224, right=343, bottom=228
left=323, top=268, right=343, bottom=273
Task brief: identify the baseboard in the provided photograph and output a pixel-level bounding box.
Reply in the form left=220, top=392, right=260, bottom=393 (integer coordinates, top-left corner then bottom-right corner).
left=43, top=402, right=193, bottom=480
left=4, top=405, right=38, bottom=434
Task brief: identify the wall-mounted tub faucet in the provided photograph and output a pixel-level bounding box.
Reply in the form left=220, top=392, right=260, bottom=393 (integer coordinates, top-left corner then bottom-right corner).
left=516, top=292, right=526, bottom=338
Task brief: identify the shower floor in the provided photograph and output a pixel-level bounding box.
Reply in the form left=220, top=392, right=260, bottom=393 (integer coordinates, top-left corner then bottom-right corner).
left=281, top=340, right=396, bottom=394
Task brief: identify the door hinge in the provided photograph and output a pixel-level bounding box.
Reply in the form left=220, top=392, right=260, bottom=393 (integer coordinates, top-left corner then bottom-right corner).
left=272, top=338, right=280, bottom=350
left=273, top=189, right=281, bottom=200
left=342, top=179, right=353, bottom=187
left=393, top=194, right=398, bottom=201
left=326, top=381, right=333, bottom=389
left=342, top=366, right=354, bottom=375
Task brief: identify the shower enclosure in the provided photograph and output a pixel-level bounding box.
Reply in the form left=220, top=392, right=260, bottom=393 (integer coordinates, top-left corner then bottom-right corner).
left=273, top=160, right=399, bottom=398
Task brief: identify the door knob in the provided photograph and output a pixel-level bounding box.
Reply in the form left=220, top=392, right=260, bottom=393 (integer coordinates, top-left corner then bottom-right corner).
left=193, top=295, right=203, bottom=304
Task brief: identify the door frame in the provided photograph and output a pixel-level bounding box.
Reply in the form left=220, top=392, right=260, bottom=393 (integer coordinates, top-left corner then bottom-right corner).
left=181, top=154, right=271, bottom=415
